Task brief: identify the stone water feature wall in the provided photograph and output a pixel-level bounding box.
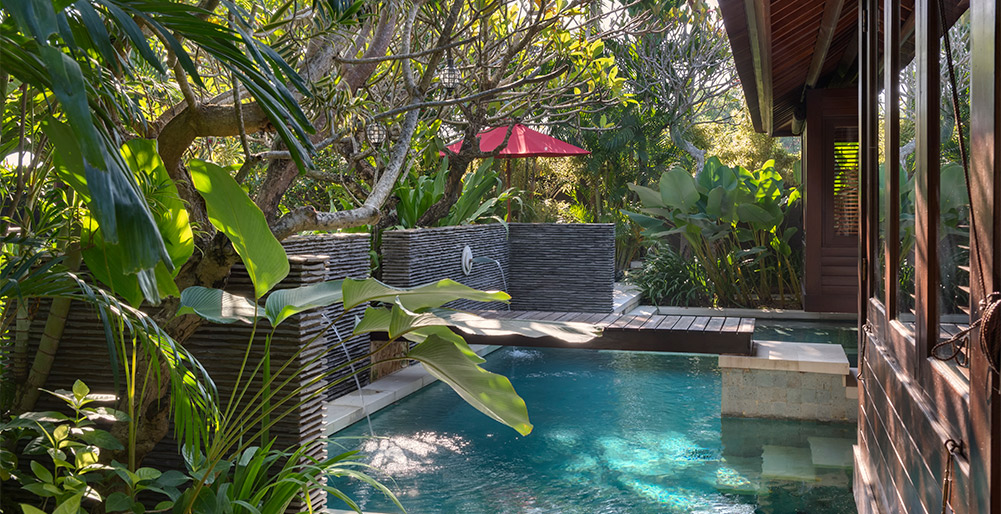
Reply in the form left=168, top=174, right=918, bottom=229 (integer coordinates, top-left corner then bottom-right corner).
left=380, top=224, right=510, bottom=310
left=379, top=223, right=614, bottom=312
left=508, top=223, right=614, bottom=312
left=283, top=234, right=372, bottom=400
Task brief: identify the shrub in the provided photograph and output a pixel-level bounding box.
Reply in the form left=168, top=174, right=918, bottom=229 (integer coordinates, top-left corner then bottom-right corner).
left=628, top=245, right=713, bottom=307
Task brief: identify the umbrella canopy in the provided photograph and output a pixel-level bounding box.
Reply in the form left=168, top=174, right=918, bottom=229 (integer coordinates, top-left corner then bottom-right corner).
left=442, top=124, right=589, bottom=157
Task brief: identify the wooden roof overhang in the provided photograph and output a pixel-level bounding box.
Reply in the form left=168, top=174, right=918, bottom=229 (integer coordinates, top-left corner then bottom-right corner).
left=718, top=0, right=967, bottom=137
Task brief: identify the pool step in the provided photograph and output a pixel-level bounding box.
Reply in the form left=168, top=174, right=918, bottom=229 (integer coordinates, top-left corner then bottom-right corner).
left=808, top=436, right=854, bottom=469
left=761, top=445, right=818, bottom=482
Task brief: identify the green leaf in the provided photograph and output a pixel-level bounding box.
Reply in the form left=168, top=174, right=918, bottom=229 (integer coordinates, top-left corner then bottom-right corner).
left=341, top=278, right=509, bottom=311
left=52, top=493, right=82, bottom=514
left=736, top=203, right=779, bottom=227
left=121, top=140, right=193, bottom=276
left=179, top=286, right=262, bottom=324
left=30, top=460, right=53, bottom=484
left=433, top=310, right=602, bottom=344
left=20, top=505, right=48, bottom=514
left=660, top=167, right=700, bottom=212
left=189, top=160, right=288, bottom=298
left=626, top=183, right=665, bottom=208
left=72, top=380, right=89, bottom=400
left=404, top=325, right=485, bottom=364
left=407, top=334, right=532, bottom=436
left=264, top=279, right=343, bottom=327
left=78, top=428, right=124, bottom=450
left=105, top=492, right=133, bottom=512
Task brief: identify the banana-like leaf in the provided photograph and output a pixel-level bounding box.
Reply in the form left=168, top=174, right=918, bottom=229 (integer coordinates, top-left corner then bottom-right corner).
left=352, top=306, right=392, bottom=335
left=660, top=166, right=700, bottom=212
left=407, top=334, right=532, bottom=436
left=189, top=160, right=289, bottom=299
left=179, top=286, right=262, bottom=324
left=353, top=304, right=486, bottom=363
left=626, top=183, right=664, bottom=208
left=433, top=310, right=601, bottom=343
left=341, top=277, right=509, bottom=311
left=264, top=280, right=343, bottom=327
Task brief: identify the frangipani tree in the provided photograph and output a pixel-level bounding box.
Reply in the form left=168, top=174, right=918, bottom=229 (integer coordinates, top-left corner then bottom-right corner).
left=1, top=0, right=638, bottom=472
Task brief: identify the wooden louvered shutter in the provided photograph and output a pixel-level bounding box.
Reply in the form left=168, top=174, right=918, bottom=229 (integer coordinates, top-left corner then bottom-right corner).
left=832, top=126, right=860, bottom=237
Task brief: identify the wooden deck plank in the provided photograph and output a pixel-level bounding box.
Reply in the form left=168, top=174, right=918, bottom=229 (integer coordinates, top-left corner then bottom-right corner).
left=689, top=316, right=711, bottom=331
left=672, top=316, right=697, bottom=331
left=581, top=312, right=610, bottom=323
left=704, top=317, right=725, bottom=332
left=607, top=315, right=635, bottom=330
left=656, top=315, right=682, bottom=330
left=595, top=314, right=622, bottom=327
left=625, top=315, right=653, bottom=330
left=461, top=309, right=754, bottom=355
left=640, top=315, right=667, bottom=329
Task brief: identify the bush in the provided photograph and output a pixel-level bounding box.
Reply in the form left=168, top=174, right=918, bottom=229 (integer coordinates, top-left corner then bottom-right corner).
left=628, top=245, right=713, bottom=307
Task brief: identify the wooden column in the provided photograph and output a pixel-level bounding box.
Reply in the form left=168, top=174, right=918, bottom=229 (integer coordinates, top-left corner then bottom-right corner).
left=968, top=0, right=1000, bottom=510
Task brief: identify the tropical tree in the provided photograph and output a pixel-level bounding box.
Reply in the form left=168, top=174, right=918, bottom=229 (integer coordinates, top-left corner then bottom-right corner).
left=0, top=0, right=643, bottom=472
left=617, top=2, right=738, bottom=171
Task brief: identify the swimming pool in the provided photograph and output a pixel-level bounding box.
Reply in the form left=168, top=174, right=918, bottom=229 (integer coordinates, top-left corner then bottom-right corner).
left=754, top=320, right=859, bottom=367
left=329, top=347, right=856, bottom=513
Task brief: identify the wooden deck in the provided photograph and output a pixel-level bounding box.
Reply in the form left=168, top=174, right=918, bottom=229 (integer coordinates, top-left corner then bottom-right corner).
left=463, top=310, right=755, bottom=355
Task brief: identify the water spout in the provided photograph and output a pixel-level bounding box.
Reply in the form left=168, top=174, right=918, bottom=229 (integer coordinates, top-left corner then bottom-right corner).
left=330, top=318, right=374, bottom=436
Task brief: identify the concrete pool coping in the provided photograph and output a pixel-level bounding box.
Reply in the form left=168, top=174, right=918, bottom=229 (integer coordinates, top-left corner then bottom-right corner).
left=323, top=344, right=502, bottom=437
left=639, top=305, right=857, bottom=321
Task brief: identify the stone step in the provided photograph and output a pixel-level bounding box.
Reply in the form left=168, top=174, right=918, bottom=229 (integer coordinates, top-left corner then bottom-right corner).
left=808, top=436, right=855, bottom=469
left=761, top=445, right=818, bottom=482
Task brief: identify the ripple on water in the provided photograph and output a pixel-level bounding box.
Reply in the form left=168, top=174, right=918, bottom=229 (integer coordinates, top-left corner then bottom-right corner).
left=329, top=347, right=856, bottom=514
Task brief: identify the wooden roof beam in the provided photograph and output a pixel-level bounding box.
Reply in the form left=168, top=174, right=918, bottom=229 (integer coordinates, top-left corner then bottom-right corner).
left=793, top=0, right=847, bottom=135
left=744, top=0, right=773, bottom=134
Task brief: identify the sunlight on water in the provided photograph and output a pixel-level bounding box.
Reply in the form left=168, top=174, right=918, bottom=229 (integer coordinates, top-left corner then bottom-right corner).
left=329, top=348, right=856, bottom=514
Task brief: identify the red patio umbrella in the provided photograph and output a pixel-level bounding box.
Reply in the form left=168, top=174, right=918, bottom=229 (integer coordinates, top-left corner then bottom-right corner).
left=441, top=124, right=590, bottom=219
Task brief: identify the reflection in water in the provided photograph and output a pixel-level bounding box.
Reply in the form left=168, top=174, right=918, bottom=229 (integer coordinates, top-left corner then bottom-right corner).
left=330, top=347, right=856, bottom=514
left=360, top=431, right=469, bottom=476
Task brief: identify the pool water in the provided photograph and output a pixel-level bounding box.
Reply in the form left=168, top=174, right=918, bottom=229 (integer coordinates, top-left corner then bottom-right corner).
left=329, top=347, right=856, bottom=513
left=754, top=320, right=859, bottom=367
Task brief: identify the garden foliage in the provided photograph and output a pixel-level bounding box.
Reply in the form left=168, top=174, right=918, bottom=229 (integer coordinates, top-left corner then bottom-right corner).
left=624, top=157, right=803, bottom=308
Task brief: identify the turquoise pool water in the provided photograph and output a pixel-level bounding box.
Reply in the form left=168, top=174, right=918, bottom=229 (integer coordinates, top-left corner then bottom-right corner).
left=754, top=320, right=859, bottom=367
left=329, top=347, right=856, bottom=514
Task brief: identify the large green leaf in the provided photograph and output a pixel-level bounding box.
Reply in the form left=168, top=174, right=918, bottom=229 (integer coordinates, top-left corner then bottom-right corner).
left=353, top=304, right=486, bottom=363
left=78, top=140, right=192, bottom=305
left=189, top=160, right=289, bottom=298
left=264, top=279, right=343, bottom=327
left=178, top=286, right=262, bottom=324
left=121, top=140, right=193, bottom=273
left=432, top=310, right=602, bottom=344
left=626, top=183, right=665, bottom=208
left=407, top=334, right=532, bottom=436
left=660, top=166, right=700, bottom=212
left=341, top=278, right=509, bottom=311
left=81, top=214, right=171, bottom=306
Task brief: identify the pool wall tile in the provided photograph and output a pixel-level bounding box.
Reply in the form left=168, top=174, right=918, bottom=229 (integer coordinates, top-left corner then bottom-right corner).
left=721, top=341, right=857, bottom=422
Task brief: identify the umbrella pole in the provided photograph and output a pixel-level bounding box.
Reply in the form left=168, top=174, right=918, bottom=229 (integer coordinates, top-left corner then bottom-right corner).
left=506, top=159, right=512, bottom=221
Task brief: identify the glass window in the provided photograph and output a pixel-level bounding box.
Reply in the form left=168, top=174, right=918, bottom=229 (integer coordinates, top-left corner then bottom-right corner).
left=896, top=49, right=916, bottom=326
left=833, top=128, right=860, bottom=238
left=876, top=0, right=887, bottom=303
left=936, top=13, right=971, bottom=369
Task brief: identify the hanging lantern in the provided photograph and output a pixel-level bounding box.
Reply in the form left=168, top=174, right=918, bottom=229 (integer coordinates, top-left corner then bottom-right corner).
left=440, top=59, right=461, bottom=92
left=366, top=121, right=387, bottom=146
